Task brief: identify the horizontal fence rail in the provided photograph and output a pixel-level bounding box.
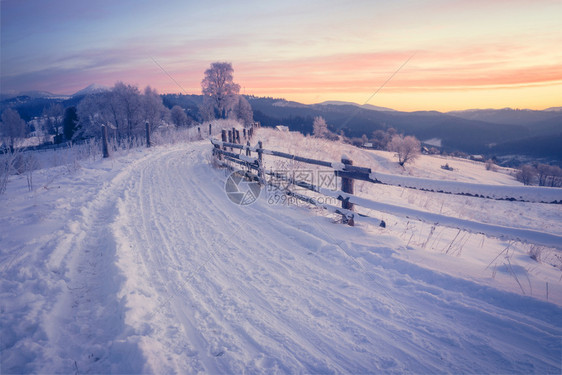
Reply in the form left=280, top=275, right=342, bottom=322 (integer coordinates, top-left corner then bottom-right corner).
left=212, top=139, right=562, bottom=204
left=211, top=139, right=562, bottom=248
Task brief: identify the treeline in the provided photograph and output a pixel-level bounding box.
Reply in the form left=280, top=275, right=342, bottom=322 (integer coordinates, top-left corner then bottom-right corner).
left=516, top=163, right=562, bottom=187
left=1, top=62, right=256, bottom=149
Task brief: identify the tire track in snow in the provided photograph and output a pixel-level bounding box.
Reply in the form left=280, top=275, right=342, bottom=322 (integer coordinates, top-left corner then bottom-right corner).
left=42, top=155, right=153, bottom=374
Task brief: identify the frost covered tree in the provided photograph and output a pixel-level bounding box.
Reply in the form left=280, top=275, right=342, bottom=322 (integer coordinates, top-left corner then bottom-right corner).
left=201, top=62, right=240, bottom=119
left=231, top=96, right=253, bottom=126
left=516, top=164, right=537, bottom=185
left=142, top=86, right=168, bottom=130
left=77, top=82, right=167, bottom=139
left=76, top=92, right=113, bottom=139
left=371, top=128, right=396, bottom=149
left=171, top=105, right=188, bottom=127
left=42, top=103, right=64, bottom=138
left=112, top=82, right=143, bottom=138
left=1, top=108, right=27, bottom=151
left=387, top=134, right=421, bottom=167
left=313, top=116, right=328, bottom=137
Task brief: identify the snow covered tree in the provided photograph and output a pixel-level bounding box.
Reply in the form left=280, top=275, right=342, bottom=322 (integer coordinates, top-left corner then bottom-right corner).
left=75, top=92, right=112, bottom=139
left=171, top=105, right=188, bottom=127
left=142, top=86, right=168, bottom=130
left=42, top=103, right=64, bottom=138
left=313, top=116, right=328, bottom=137
left=231, top=96, right=253, bottom=126
left=112, top=82, right=143, bottom=138
left=387, top=134, right=421, bottom=167
left=201, top=62, right=240, bottom=119
left=1, top=108, right=26, bottom=151
left=76, top=82, right=147, bottom=139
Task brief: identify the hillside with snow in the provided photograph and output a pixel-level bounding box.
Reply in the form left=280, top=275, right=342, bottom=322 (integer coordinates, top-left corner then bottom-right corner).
left=1, top=128, right=561, bottom=373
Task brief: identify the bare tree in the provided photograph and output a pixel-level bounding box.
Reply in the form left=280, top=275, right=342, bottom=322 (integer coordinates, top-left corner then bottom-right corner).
left=1, top=108, right=27, bottom=152
left=201, top=62, right=240, bottom=119
left=548, top=165, right=562, bottom=187
left=171, top=105, right=188, bottom=127
left=313, top=116, right=328, bottom=137
left=387, top=134, right=421, bottom=167
left=515, top=164, right=537, bottom=185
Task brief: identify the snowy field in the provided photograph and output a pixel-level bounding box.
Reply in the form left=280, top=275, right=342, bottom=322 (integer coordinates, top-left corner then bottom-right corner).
left=1, top=132, right=561, bottom=374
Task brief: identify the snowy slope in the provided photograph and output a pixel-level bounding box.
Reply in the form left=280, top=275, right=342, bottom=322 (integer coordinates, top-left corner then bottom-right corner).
left=1, top=141, right=561, bottom=373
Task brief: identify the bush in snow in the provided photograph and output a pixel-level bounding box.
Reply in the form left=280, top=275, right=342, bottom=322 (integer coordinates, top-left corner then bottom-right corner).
left=0, top=146, right=23, bottom=194
left=1, top=108, right=27, bottom=152
left=485, top=159, right=498, bottom=172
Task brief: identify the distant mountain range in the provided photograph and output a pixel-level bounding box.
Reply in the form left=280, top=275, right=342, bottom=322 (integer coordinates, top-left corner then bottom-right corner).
left=71, top=83, right=110, bottom=97
left=0, top=84, right=110, bottom=101
left=1, top=87, right=561, bottom=165
left=246, top=97, right=562, bottom=164
left=316, top=101, right=396, bottom=112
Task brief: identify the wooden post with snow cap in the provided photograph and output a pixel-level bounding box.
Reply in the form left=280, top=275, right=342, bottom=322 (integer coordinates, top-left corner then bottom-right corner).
left=145, top=121, right=151, bottom=148
left=341, top=155, right=354, bottom=226
left=102, top=124, right=109, bottom=158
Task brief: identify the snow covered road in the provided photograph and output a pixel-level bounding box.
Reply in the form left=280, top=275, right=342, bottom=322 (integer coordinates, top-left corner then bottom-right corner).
left=2, top=142, right=561, bottom=374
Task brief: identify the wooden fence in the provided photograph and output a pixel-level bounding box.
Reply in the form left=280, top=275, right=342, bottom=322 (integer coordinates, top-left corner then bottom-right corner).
left=211, top=139, right=562, bottom=249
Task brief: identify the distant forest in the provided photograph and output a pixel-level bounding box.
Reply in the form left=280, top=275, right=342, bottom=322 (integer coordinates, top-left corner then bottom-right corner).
left=2, top=93, right=561, bottom=166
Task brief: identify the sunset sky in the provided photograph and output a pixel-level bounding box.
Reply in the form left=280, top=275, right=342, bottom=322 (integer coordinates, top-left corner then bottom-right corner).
left=1, top=0, right=561, bottom=111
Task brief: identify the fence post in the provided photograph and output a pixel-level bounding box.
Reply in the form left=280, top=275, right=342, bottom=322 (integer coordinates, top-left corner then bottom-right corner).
left=145, top=121, right=151, bottom=148
left=214, top=144, right=222, bottom=160
left=221, top=130, right=227, bottom=151
left=257, top=140, right=264, bottom=183
left=246, top=140, right=251, bottom=157
left=102, top=124, right=109, bottom=158
left=341, top=155, right=354, bottom=226
left=243, top=128, right=247, bottom=139
left=198, top=126, right=201, bottom=138
left=235, top=129, right=240, bottom=144
left=209, top=123, right=212, bottom=136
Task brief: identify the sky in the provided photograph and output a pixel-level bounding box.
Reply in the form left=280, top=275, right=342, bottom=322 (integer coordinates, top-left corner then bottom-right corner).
left=1, top=0, right=561, bottom=111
